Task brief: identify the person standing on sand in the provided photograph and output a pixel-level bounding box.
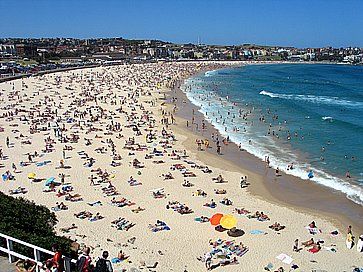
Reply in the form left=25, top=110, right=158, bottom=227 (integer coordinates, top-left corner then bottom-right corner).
left=347, top=225, right=352, bottom=235
left=217, top=144, right=221, bottom=155
left=275, top=167, right=280, bottom=176
left=60, top=173, right=65, bottom=184
left=205, top=252, right=212, bottom=270
left=293, top=239, right=299, bottom=252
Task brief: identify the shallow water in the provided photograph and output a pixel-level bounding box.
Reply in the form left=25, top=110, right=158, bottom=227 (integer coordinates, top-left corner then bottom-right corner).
left=183, top=64, right=363, bottom=206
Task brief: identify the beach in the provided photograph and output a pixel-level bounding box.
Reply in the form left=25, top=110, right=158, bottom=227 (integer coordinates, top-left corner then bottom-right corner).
left=0, top=62, right=362, bottom=271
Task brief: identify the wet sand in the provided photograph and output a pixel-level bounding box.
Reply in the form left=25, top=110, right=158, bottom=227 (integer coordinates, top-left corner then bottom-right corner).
left=169, top=77, right=363, bottom=234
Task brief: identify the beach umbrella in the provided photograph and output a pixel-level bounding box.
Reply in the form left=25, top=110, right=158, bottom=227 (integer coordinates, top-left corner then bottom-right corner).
left=28, top=173, right=36, bottom=179
left=210, top=213, right=223, bottom=226
left=45, top=177, right=55, bottom=186
left=227, top=228, right=245, bottom=237
left=220, top=214, right=237, bottom=230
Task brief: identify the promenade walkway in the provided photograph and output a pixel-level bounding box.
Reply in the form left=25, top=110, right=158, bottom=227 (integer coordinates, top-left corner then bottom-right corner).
left=0, top=256, right=15, bottom=272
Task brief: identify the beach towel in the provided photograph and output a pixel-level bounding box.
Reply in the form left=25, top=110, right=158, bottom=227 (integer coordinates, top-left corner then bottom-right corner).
left=111, top=257, right=130, bottom=264
left=306, top=226, right=321, bottom=235
left=308, top=247, right=321, bottom=253
left=88, top=201, right=102, bottom=206
left=36, top=160, right=51, bottom=167
left=276, top=253, right=293, bottom=264
left=250, top=230, right=265, bottom=235
left=323, top=246, right=337, bottom=252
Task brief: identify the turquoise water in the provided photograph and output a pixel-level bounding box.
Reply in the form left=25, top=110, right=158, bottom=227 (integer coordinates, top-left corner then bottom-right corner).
left=183, top=64, right=363, bottom=205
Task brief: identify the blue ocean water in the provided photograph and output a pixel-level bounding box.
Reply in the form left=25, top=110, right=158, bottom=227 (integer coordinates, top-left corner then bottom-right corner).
left=182, top=64, right=363, bottom=206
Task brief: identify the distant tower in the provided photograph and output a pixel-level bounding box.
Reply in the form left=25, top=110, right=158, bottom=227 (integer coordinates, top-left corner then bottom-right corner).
left=197, top=36, right=201, bottom=46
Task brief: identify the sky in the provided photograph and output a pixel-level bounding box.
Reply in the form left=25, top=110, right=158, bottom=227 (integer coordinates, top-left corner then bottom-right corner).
left=1, top=0, right=363, bottom=48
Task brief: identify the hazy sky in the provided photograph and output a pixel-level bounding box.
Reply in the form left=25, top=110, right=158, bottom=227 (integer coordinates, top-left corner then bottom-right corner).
left=1, top=0, right=363, bottom=48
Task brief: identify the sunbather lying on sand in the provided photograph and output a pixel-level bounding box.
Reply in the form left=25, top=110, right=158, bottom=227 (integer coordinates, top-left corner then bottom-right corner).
left=74, top=211, right=93, bottom=219
left=131, top=206, right=145, bottom=213
left=60, top=223, right=77, bottom=233
left=9, top=187, right=27, bottom=195
left=65, top=193, right=83, bottom=202
left=182, top=180, right=194, bottom=187
left=203, top=199, right=217, bottom=208
left=148, top=220, right=170, bottom=232
left=166, top=201, right=193, bottom=214
left=269, top=222, right=286, bottom=231
left=52, top=202, right=68, bottom=211
left=220, top=198, right=233, bottom=206
left=247, top=211, right=270, bottom=221
left=193, top=189, right=207, bottom=197
left=212, top=174, right=227, bottom=183
left=112, top=217, right=135, bottom=231
left=235, top=208, right=251, bottom=215
left=302, top=238, right=315, bottom=247
left=214, top=189, right=226, bottom=194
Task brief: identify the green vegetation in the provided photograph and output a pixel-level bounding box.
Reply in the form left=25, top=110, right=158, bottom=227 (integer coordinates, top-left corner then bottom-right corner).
left=0, top=192, right=73, bottom=258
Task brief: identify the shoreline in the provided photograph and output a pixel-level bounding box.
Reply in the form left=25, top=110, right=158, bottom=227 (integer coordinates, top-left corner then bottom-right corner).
left=167, top=71, right=363, bottom=234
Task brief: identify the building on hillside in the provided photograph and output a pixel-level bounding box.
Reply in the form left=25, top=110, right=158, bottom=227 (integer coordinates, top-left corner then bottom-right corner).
left=0, top=44, right=16, bottom=57
left=15, top=44, right=37, bottom=58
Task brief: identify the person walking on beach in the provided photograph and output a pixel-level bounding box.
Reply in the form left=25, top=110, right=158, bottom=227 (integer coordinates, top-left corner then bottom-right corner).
left=347, top=225, right=352, bottom=235
left=293, top=239, right=299, bottom=252
left=205, top=252, right=212, bottom=270
left=6, top=136, right=9, bottom=148
left=60, top=173, right=65, bottom=184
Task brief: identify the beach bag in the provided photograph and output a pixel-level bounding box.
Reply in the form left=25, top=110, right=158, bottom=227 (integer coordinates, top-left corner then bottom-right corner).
left=94, top=258, right=108, bottom=272
left=77, top=256, right=91, bottom=272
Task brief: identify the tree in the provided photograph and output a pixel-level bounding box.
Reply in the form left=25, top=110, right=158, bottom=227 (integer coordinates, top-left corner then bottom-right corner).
left=0, top=192, right=73, bottom=259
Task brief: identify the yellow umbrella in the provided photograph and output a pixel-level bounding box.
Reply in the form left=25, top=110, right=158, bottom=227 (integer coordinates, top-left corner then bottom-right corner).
left=28, top=173, right=36, bottom=179
left=220, top=214, right=237, bottom=229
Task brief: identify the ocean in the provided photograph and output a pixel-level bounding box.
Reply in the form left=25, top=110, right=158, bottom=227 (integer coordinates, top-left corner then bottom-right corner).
left=182, top=63, right=363, bottom=206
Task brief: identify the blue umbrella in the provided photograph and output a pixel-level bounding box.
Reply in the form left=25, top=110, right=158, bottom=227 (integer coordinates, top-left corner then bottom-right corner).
left=45, top=177, right=55, bottom=186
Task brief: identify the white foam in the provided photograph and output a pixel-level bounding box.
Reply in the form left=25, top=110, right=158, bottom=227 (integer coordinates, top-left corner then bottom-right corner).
left=259, top=90, right=363, bottom=108
left=204, top=70, right=219, bottom=77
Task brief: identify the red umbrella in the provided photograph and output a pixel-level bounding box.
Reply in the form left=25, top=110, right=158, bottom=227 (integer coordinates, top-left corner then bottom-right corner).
left=210, top=213, right=223, bottom=226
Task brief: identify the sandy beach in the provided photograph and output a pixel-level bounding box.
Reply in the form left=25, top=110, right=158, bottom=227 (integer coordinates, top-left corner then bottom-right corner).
left=0, top=62, right=362, bottom=272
